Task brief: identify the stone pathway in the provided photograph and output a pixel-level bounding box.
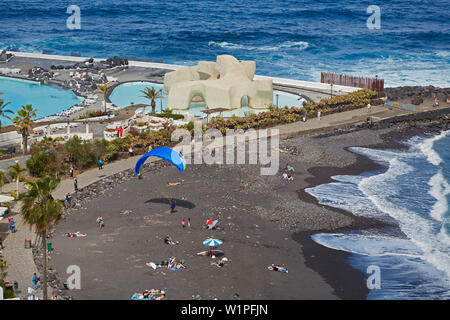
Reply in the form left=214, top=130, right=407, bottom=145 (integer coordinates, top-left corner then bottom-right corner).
left=0, top=202, right=42, bottom=299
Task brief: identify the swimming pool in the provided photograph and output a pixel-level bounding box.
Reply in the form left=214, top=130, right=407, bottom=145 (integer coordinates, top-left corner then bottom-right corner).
left=0, top=76, right=84, bottom=125
left=109, top=81, right=305, bottom=117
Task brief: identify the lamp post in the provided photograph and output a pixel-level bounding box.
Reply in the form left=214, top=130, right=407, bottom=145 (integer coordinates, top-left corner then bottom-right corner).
left=160, top=93, right=163, bottom=113
left=330, top=82, right=333, bottom=99
left=276, top=93, right=279, bottom=109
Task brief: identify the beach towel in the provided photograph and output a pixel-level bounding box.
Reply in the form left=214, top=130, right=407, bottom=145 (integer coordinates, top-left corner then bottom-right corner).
left=146, top=262, right=161, bottom=269
left=169, top=265, right=184, bottom=271
left=131, top=293, right=154, bottom=300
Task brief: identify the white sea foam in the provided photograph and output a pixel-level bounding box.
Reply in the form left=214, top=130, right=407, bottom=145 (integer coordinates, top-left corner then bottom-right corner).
left=312, top=232, right=423, bottom=258
left=208, top=40, right=309, bottom=52
left=357, top=153, right=450, bottom=282
left=415, top=131, right=450, bottom=166
left=436, top=50, right=450, bottom=58
left=428, top=171, right=450, bottom=222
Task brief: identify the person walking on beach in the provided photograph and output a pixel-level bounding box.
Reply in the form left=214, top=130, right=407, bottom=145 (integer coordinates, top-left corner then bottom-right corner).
left=96, top=216, right=104, bottom=228
left=367, top=103, right=371, bottom=113
left=181, top=219, right=186, bottom=229
left=69, top=165, right=74, bottom=178
left=8, top=216, right=12, bottom=231
left=0, top=235, right=3, bottom=249
left=170, top=199, right=176, bottom=213
left=10, top=218, right=16, bottom=233
left=187, top=218, right=191, bottom=228
left=32, top=273, right=39, bottom=289
left=317, top=110, right=321, bottom=120
left=74, top=177, right=78, bottom=192
left=64, top=193, right=72, bottom=208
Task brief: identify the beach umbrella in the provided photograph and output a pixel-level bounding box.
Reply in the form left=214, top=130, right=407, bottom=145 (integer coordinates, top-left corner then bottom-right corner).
left=203, top=238, right=223, bottom=257
left=203, top=238, right=223, bottom=247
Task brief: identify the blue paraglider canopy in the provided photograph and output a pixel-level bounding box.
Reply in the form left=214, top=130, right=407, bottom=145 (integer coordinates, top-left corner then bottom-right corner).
left=135, top=147, right=186, bottom=176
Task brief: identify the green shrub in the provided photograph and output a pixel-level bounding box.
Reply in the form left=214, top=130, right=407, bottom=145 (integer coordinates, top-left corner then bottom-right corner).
left=155, top=109, right=184, bottom=120
left=26, top=146, right=58, bottom=177
left=184, top=121, right=194, bottom=131
left=65, top=137, right=96, bottom=170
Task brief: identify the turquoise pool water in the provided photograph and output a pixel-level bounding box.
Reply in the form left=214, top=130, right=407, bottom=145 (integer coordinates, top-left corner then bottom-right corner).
left=0, top=76, right=84, bottom=125
left=109, top=81, right=305, bottom=117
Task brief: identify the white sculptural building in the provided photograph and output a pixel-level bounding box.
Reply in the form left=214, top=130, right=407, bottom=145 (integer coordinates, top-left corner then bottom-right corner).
left=164, top=55, right=273, bottom=111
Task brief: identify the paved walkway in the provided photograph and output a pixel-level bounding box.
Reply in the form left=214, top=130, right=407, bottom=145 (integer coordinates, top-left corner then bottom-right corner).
left=0, top=202, right=41, bottom=299
left=0, top=102, right=446, bottom=299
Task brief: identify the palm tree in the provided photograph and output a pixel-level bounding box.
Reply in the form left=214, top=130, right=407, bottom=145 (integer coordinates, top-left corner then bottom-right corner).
left=95, top=81, right=113, bottom=113
left=0, top=93, right=14, bottom=132
left=8, top=162, right=27, bottom=200
left=12, top=105, right=36, bottom=155
left=140, top=87, right=162, bottom=116
left=21, top=176, right=64, bottom=300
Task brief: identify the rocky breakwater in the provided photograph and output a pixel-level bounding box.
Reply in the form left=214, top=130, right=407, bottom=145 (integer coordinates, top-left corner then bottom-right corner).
left=385, top=86, right=450, bottom=105
left=26, top=66, right=55, bottom=82
left=0, top=50, right=14, bottom=63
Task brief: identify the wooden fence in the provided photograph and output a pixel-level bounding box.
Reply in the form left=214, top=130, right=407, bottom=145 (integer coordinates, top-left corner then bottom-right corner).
left=321, top=72, right=384, bottom=92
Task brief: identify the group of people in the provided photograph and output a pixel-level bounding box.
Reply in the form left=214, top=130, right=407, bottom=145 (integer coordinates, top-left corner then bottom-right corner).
left=115, top=126, right=124, bottom=138
left=133, top=289, right=165, bottom=300
left=181, top=218, right=191, bottom=228
left=8, top=217, right=16, bottom=233
left=432, top=96, right=450, bottom=107
left=282, top=163, right=295, bottom=181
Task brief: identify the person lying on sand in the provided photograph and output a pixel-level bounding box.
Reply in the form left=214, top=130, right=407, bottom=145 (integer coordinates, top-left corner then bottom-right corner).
left=268, top=264, right=288, bottom=273
left=212, top=257, right=229, bottom=267
left=167, top=182, right=181, bottom=186
left=164, top=235, right=179, bottom=245
left=66, top=232, right=87, bottom=238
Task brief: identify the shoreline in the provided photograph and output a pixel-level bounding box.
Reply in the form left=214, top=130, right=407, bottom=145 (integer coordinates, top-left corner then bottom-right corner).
left=292, top=125, right=449, bottom=300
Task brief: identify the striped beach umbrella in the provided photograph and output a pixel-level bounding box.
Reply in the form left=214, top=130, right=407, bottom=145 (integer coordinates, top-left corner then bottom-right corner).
left=203, top=238, right=223, bottom=247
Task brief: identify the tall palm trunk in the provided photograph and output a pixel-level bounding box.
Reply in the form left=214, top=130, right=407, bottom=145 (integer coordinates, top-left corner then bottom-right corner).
left=16, top=177, right=19, bottom=200
left=41, top=229, right=48, bottom=300
left=22, top=132, right=28, bottom=155
left=151, top=99, right=156, bottom=115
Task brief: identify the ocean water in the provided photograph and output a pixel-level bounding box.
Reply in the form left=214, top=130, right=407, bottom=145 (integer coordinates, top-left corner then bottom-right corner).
left=1, top=0, right=449, bottom=87
left=306, top=131, right=450, bottom=299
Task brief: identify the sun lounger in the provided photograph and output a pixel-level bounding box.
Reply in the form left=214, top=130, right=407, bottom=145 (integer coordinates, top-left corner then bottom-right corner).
left=0, top=206, right=9, bottom=218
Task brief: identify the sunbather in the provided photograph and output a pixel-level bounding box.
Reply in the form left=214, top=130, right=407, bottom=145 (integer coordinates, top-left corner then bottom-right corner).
left=66, top=232, right=87, bottom=238
left=164, top=235, right=179, bottom=245
left=268, top=264, right=288, bottom=273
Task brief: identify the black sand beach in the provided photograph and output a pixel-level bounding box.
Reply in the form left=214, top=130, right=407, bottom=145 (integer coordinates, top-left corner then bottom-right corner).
left=45, top=122, right=448, bottom=300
